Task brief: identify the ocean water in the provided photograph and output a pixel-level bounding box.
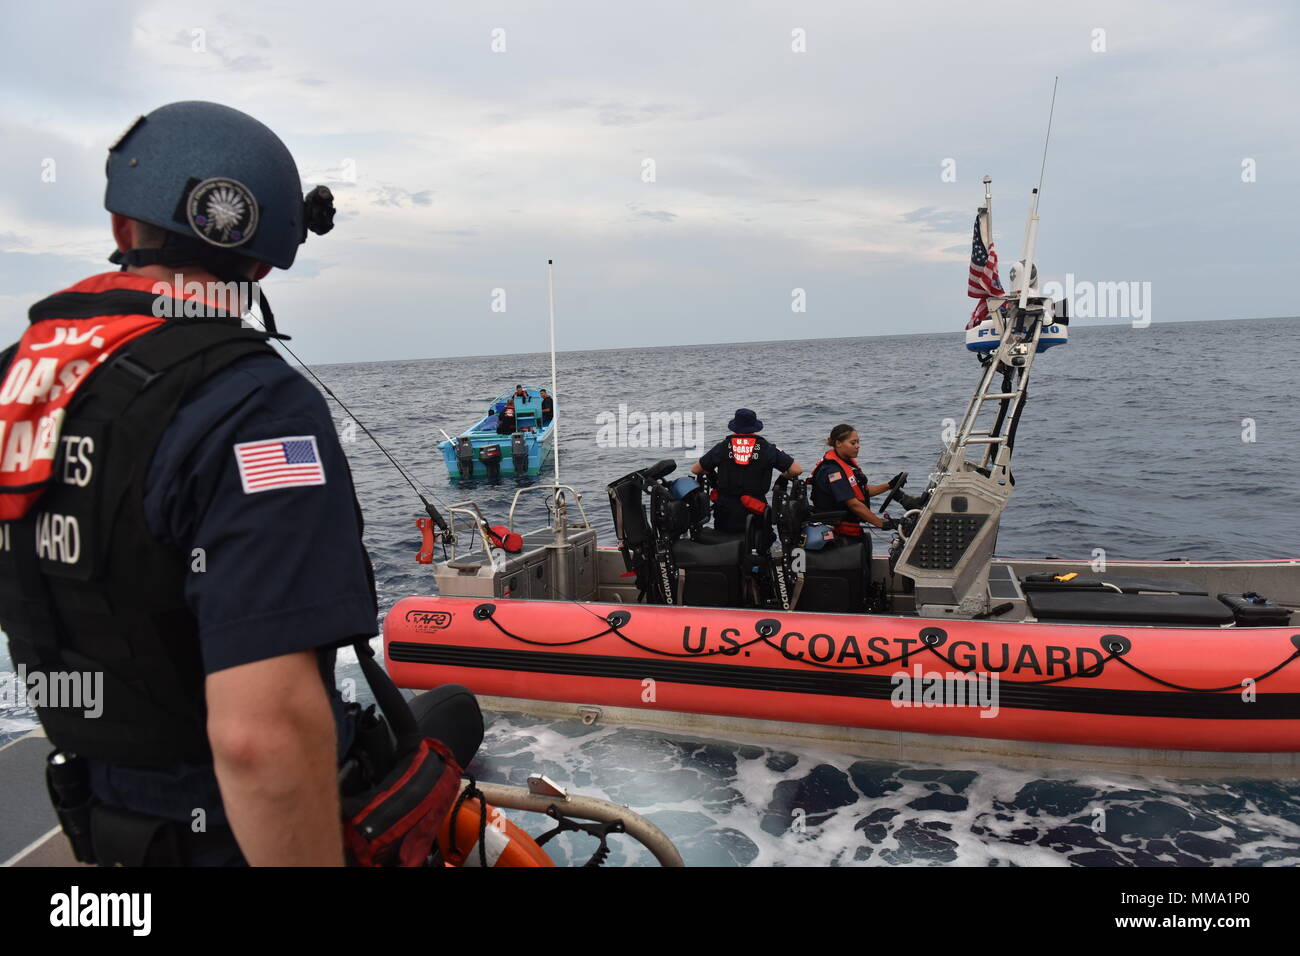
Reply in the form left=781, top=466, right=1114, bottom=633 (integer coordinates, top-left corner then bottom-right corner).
left=4, top=317, right=1299, bottom=865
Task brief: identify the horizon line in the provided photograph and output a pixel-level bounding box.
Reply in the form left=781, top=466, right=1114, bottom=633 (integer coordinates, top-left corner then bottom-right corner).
left=298, top=313, right=1298, bottom=368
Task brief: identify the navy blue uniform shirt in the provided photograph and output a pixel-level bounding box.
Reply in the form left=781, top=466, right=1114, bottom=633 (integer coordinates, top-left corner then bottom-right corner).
left=812, top=459, right=867, bottom=505
left=89, top=352, right=375, bottom=823
left=811, top=456, right=872, bottom=521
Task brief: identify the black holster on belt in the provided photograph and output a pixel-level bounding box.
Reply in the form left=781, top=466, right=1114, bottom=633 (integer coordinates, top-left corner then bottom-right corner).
left=46, top=751, right=97, bottom=863
left=88, top=805, right=182, bottom=867
left=46, top=749, right=239, bottom=866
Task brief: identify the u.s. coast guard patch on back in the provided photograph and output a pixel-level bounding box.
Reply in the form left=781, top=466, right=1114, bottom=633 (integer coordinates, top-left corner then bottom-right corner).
left=233, top=435, right=326, bottom=494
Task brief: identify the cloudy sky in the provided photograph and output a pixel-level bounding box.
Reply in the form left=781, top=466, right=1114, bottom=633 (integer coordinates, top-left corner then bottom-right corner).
left=0, top=0, right=1296, bottom=365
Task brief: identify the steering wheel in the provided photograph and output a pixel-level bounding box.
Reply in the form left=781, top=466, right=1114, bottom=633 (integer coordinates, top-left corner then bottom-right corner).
left=895, top=508, right=923, bottom=541
left=877, top=471, right=907, bottom=518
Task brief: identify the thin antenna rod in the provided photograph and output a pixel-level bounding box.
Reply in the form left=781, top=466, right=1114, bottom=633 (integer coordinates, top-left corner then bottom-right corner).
left=1036, top=76, right=1059, bottom=200
left=244, top=306, right=452, bottom=531
left=547, top=258, right=560, bottom=485
left=982, top=174, right=993, bottom=250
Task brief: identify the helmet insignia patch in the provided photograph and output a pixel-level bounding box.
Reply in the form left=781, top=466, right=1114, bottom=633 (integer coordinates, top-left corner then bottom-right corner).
left=186, top=177, right=259, bottom=248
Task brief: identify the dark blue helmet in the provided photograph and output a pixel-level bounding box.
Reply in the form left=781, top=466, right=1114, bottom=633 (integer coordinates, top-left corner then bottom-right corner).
left=105, top=101, right=333, bottom=271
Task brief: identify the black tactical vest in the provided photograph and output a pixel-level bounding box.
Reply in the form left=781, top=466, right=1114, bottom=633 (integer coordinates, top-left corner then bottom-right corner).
left=0, top=287, right=287, bottom=764
left=711, top=434, right=775, bottom=498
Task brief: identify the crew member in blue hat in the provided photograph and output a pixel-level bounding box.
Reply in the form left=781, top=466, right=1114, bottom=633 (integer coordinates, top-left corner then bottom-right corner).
left=691, top=409, right=802, bottom=533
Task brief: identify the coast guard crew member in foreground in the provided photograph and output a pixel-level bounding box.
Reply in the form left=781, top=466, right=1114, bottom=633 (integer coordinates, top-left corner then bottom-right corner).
left=691, top=408, right=802, bottom=533
left=0, top=101, right=481, bottom=865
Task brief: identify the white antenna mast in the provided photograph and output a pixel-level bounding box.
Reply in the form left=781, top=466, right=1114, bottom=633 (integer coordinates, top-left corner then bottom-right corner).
left=547, top=258, right=560, bottom=485
left=1017, top=76, right=1059, bottom=310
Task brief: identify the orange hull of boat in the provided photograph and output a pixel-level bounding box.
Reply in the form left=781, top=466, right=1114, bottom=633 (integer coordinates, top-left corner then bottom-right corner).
left=384, top=596, right=1300, bottom=753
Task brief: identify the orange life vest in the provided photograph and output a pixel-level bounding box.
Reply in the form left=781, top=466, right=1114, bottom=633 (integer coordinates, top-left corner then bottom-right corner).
left=814, top=449, right=868, bottom=537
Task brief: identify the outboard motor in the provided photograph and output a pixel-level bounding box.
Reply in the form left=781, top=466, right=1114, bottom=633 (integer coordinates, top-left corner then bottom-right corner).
left=456, top=436, right=475, bottom=480
left=479, top=443, right=502, bottom=480
left=510, top=433, right=528, bottom=476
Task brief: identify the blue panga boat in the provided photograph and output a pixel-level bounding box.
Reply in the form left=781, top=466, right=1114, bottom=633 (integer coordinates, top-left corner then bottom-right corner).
left=438, top=385, right=555, bottom=480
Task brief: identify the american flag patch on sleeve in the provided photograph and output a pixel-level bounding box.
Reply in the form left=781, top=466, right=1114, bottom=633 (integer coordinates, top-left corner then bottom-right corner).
left=233, top=435, right=327, bottom=494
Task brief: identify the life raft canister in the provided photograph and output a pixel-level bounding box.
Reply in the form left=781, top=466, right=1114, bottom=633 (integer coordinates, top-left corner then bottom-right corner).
left=439, top=797, right=556, bottom=867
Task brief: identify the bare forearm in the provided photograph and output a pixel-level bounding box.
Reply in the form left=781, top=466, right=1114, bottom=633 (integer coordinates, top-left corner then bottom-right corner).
left=847, top=498, right=883, bottom=527
left=207, top=653, right=345, bottom=866
left=213, top=711, right=343, bottom=865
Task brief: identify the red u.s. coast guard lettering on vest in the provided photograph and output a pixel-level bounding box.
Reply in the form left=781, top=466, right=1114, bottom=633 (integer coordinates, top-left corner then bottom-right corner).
left=0, top=313, right=163, bottom=520
left=728, top=435, right=757, bottom=465
left=0, top=271, right=235, bottom=521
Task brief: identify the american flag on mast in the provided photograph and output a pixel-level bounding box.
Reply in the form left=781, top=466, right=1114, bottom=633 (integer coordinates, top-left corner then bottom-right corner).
left=966, top=206, right=1004, bottom=329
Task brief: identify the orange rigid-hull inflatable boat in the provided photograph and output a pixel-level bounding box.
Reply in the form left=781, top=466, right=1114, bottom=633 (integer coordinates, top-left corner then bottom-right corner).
left=385, top=594, right=1300, bottom=755
left=390, top=294, right=1299, bottom=772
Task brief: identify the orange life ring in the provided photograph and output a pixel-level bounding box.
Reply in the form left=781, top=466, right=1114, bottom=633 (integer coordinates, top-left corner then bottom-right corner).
left=439, top=795, right=556, bottom=867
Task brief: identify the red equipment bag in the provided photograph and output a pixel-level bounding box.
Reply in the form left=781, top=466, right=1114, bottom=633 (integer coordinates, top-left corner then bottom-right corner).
left=341, top=641, right=466, bottom=867
left=486, top=524, right=523, bottom=553
left=343, top=736, right=463, bottom=867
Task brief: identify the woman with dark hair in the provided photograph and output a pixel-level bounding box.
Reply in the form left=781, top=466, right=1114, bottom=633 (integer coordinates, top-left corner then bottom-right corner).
left=809, top=424, right=909, bottom=539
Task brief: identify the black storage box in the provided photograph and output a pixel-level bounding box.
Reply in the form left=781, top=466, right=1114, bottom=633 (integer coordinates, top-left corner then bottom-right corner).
left=1020, top=573, right=1206, bottom=595
left=1217, top=592, right=1293, bottom=627
left=1027, top=590, right=1235, bottom=627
